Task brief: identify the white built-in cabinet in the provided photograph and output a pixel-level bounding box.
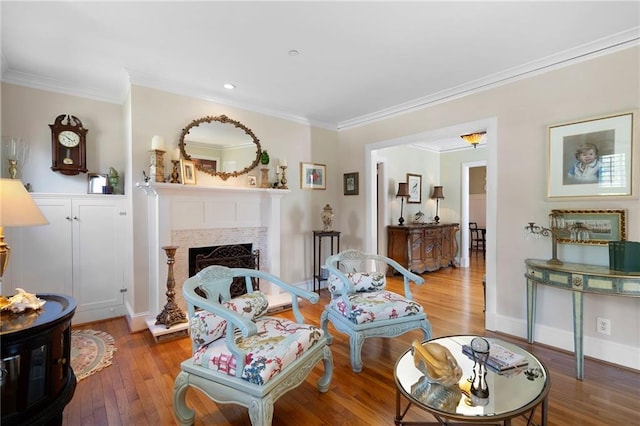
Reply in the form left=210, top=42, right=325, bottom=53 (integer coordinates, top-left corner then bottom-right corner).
left=5, top=194, right=127, bottom=324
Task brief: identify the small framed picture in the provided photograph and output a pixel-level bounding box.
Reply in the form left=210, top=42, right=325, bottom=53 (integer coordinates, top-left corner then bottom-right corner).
left=180, top=159, right=197, bottom=185
left=548, top=111, right=635, bottom=199
left=406, top=173, right=422, bottom=203
left=87, top=173, right=108, bottom=194
left=343, top=172, right=359, bottom=195
left=248, top=175, right=257, bottom=187
left=300, top=162, right=326, bottom=190
left=552, top=209, right=626, bottom=245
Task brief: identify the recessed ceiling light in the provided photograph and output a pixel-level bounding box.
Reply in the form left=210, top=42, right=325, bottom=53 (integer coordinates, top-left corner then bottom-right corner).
left=288, top=49, right=300, bottom=56
left=223, top=83, right=235, bottom=90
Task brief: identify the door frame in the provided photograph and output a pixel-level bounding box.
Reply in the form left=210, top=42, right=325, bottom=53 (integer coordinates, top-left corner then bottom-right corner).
left=364, top=116, right=498, bottom=331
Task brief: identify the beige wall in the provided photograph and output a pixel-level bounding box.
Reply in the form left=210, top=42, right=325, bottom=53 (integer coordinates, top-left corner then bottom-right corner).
left=1, top=84, right=125, bottom=193
left=336, top=47, right=640, bottom=369
left=128, top=86, right=340, bottom=314
left=2, top=46, right=638, bottom=369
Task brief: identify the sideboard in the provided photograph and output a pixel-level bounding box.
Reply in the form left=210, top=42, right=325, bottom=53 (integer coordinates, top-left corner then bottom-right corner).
left=387, top=223, right=459, bottom=275
left=524, top=259, right=640, bottom=380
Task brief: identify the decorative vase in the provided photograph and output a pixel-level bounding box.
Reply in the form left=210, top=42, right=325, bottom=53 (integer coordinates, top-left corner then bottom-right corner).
left=321, top=204, right=334, bottom=231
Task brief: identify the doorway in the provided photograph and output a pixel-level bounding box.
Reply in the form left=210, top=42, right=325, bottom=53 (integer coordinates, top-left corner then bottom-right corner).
left=364, top=117, right=498, bottom=330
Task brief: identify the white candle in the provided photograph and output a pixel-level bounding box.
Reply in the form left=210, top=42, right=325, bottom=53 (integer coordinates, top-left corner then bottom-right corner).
left=173, top=147, right=181, bottom=161
left=151, top=135, right=165, bottom=151
left=280, top=159, right=287, bottom=167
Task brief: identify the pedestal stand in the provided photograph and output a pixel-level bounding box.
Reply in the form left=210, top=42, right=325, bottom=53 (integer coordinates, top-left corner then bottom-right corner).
left=150, top=149, right=166, bottom=183
left=260, top=167, right=270, bottom=188
left=155, top=246, right=187, bottom=328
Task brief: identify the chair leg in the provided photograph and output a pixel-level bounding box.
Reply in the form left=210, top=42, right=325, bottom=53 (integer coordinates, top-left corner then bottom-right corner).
left=320, top=310, right=334, bottom=345
left=173, top=371, right=195, bottom=426
left=421, top=319, right=432, bottom=341
left=248, top=396, right=274, bottom=426
left=317, top=345, right=334, bottom=392
left=350, top=333, right=365, bottom=373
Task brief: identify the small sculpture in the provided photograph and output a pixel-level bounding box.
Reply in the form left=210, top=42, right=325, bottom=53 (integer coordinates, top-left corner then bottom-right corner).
left=412, top=340, right=463, bottom=387
left=321, top=204, right=334, bottom=231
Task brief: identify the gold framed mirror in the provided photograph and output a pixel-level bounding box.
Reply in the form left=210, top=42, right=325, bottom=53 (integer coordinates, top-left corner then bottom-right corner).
left=178, top=115, right=262, bottom=181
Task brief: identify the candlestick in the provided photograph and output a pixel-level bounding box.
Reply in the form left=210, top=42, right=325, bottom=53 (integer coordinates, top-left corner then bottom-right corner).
left=280, top=165, right=288, bottom=189
left=155, top=246, right=187, bottom=328
left=260, top=166, right=270, bottom=188
left=280, top=159, right=287, bottom=168
left=170, top=160, right=180, bottom=183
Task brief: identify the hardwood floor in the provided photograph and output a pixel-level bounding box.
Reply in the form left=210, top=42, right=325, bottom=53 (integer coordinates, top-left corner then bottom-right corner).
left=64, top=256, right=640, bottom=425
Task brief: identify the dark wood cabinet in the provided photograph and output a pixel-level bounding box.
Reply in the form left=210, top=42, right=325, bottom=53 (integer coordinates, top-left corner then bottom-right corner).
left=1, top=294, right=77, bottom=426
left=387, top=223, right=459, bottom=274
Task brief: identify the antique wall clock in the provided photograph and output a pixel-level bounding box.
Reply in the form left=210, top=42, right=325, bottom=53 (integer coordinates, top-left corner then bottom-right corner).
left=50, top=114, right=88, bottom=175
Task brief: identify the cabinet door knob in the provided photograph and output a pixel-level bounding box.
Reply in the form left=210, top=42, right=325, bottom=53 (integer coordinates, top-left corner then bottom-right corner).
left=73, top=216, right=79, bottom=221
left=57, top=357, right=67, bottom=365
left=66, top=216, right=72, bottom=221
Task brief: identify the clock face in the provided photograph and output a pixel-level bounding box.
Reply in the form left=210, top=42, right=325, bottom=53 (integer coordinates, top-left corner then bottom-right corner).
left=58, top=130, right=80, bottom=148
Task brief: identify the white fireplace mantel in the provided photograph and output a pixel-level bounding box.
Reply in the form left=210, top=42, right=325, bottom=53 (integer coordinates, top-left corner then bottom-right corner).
left=138, top=182, right=289, bottom=324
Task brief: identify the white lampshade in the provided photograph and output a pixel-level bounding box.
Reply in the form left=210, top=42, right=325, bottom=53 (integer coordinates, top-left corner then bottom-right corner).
left=1, top=179, right=48, bottom=278
left=1, top=179, right=48, bottom=227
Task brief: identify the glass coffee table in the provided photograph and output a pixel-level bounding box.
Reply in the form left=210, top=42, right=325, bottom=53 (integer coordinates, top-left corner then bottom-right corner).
left=394, top=335, right=550, bottom=425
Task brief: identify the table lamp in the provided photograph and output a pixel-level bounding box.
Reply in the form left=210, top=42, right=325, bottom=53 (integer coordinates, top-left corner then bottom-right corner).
left=396, top=182, right=409, bottom=225
left=0, top=179, right=49, bottom=282
left=431, top=186, right=444, bottom=224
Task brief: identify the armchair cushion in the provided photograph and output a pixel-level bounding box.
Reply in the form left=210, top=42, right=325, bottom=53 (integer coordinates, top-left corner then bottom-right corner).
left=327, top=271, right=386, bottom=295
left=192, top=316, right=324, bottom=385
left=190, top=291, right=269, bottom=347
left=330, top=290, right=424, bottom=324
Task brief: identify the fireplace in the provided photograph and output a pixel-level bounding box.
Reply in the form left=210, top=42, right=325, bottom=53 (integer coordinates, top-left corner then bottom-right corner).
left=189, top=243, right=260, bottom=298
left=138, top=182, right=289, bottom=334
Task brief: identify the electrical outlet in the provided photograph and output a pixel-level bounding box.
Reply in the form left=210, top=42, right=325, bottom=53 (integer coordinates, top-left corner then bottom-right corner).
left=597, top=317, right=611, bottom=335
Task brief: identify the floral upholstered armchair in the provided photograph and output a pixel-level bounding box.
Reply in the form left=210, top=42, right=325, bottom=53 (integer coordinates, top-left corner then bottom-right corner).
left=321, top=249, right=432, bottom=373
left=174, top=266, right=333, bottom=426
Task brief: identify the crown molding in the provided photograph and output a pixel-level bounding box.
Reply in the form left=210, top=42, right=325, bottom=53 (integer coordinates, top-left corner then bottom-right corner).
left=2, top=27, right=638, bottom=131
left=337, top=28, right=640, bottom=130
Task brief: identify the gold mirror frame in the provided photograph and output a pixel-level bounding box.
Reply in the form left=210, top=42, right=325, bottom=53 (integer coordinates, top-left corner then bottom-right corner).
left=178, top=114, right=262, bottom=181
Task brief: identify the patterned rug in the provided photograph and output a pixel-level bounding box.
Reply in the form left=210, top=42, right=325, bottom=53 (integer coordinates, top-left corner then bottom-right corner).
left=71, top=329, right=116, bottom=382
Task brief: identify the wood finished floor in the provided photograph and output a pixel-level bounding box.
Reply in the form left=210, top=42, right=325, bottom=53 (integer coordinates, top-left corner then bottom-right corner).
left=64, top=256, right=640, bottom=425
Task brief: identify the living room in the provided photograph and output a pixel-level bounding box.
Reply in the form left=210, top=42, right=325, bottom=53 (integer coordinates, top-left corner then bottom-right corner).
left=1, top=2, right=639, bottom=425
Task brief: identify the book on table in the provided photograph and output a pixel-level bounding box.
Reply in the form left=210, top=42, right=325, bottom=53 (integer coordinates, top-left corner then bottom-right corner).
left=462, top=342, right=529, bottom=372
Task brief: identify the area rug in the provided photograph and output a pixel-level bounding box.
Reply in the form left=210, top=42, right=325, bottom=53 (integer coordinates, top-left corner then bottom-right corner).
left=71, top=329, right=116, bottom=382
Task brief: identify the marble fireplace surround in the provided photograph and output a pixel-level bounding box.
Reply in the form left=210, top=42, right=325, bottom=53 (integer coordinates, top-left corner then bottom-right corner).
left=139, top=182, right=289, bottom=325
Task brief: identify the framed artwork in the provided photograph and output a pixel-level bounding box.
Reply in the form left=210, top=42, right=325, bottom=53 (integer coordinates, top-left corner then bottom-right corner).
left=87, top=173, right=108, bottom=194
left=247, top=175, right=257, bottom=187
left=406, top=173, right=422, bottom=203
left=553, top=209, right=626, bottom=245
left=180, top=159, right=197, bottom=185
left=343, top=172, right=359, bottom=195
left=548, top=111, right=635, bottom=199
left=300, top=162, right=326, bottom=190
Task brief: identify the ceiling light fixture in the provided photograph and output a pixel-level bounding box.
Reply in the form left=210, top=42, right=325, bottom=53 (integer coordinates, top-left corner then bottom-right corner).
left=223, top=83, right=235, bottom=90
left=461, top=132, right=486, bottom=148
left=288, top=49, right=300, bottom=56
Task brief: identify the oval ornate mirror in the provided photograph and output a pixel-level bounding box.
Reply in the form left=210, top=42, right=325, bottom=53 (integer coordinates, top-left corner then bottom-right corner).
left=179, top=115, right=262, bottom=181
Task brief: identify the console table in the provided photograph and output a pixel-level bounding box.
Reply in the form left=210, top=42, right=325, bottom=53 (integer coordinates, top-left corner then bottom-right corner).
left=387, top=223, right=459, bottom=275
left=1, top=293, right=77, bottom=425
left=524, top=259, right=640, bottom=380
